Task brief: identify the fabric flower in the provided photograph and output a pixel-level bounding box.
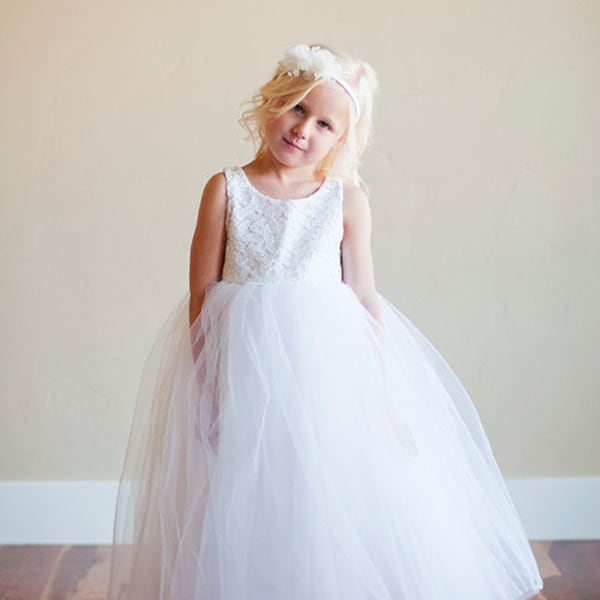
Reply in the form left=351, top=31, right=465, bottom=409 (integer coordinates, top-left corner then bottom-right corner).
left=279, top=44, right=343, bottom=81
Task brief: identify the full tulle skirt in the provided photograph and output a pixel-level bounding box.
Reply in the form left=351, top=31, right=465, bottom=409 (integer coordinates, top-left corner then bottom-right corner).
left=107, top=280, right=543, bottom=600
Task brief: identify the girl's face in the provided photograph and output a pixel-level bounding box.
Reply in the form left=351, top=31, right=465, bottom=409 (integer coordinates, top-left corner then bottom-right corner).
left=264, top=83, right=350, bottom=170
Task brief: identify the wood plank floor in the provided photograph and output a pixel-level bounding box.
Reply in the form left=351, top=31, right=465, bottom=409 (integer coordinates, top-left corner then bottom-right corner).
left=0, top=541, right=598, bottom=599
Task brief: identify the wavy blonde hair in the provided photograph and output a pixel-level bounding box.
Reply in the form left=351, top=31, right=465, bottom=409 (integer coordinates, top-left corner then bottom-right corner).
left=239, top=43, right=379, bottom=191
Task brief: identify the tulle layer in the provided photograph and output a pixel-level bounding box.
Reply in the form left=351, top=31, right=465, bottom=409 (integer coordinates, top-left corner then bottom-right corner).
left=108, top=280, right=543, bottom=600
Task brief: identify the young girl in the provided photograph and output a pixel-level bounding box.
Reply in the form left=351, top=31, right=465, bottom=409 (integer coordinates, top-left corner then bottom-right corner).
left=108, top=43, right=544, bottom=600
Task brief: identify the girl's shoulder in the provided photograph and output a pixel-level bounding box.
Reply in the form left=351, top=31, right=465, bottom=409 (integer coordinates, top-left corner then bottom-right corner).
left=205, top=169, right=227, bottom=187
left=341, top=179, right=370, bottom=226
left=204, top=164, right=244, bottom=181
left=198, top=170, right=228, bottom=212
left=342, top=179, right=368, bottom=207
left=204, top=166, right=248, bottom=195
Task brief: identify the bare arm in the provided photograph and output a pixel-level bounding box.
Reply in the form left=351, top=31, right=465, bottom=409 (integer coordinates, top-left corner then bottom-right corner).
left=189, top=172, right=227, bottom=327
left=341, top=182, right=384, bottom=329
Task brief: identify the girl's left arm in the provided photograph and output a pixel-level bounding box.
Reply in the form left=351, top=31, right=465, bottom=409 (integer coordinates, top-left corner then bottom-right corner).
left=341, top=182, right=384, bottom=330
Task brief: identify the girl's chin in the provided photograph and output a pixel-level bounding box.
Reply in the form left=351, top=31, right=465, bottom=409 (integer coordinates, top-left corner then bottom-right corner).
left=265, top=146, right=318, bottom=168
left=272, top=148, right=306, bottom=163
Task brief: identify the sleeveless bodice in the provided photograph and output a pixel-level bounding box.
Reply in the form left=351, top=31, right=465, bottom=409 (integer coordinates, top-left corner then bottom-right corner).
left=221, top=166, right=344, bottom=283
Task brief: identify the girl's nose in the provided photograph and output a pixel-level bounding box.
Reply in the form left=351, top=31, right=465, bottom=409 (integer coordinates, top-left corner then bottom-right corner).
left=292, top=119, right=308, bottom=138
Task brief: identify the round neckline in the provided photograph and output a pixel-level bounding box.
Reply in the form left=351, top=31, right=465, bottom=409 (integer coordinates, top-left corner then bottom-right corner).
left=237, top=166, right=330, bottom=202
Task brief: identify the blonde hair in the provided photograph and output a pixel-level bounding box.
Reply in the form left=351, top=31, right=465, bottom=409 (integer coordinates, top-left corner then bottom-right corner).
left=239, top=43, right=379, bottom=191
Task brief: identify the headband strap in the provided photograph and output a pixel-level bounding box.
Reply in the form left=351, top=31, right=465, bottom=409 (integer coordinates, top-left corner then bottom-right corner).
left=278, top=44, right=361, bottom=124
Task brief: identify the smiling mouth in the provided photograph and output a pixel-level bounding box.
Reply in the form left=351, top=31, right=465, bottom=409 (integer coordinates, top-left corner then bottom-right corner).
left=284, top=138, right=305, bottom=151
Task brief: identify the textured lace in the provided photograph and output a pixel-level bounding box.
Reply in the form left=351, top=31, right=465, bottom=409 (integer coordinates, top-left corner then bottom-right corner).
left=221, top=166, right=343, bottom=283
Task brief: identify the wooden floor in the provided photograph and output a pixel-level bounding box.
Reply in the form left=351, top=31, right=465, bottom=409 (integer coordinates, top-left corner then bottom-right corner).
left=0, top=541, right=598, bottom=599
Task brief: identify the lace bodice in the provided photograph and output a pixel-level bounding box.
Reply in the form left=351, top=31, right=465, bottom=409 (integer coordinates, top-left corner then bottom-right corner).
left=220, top=166, right=344, bottom=283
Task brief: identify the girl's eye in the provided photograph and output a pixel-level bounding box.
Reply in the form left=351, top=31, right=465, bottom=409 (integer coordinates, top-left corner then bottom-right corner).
left=292, top=104, right=304, bottom=113
left=317, top=120, right=330, bottom=130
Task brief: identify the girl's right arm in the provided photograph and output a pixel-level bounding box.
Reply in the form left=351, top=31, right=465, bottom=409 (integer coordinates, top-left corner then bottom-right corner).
left=189, top=172, right=227, bottom=327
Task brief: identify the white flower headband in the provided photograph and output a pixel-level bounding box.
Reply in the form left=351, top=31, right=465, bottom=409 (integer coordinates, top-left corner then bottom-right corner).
left=278, top=44, right=361, bottom=124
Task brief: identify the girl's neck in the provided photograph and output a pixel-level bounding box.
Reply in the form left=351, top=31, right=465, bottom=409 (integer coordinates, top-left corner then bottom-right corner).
left=241, top=156, right=327, bottom=202
left=244, top=154, right=323, bottom=187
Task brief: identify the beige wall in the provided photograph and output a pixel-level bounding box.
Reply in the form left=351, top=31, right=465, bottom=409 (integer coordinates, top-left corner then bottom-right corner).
left=1, top=1, right=598, bottom=481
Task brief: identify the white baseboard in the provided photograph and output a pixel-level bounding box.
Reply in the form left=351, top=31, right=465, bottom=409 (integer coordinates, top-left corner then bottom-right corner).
left=0, top=478, right=598, bottom=544
left=0, top=481, right=119, bottom=544
left=507, top=477, right=600, bottom=541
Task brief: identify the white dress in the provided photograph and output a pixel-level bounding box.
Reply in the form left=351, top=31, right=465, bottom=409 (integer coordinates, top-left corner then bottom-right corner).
left=107, top=165, right=544, bottom=600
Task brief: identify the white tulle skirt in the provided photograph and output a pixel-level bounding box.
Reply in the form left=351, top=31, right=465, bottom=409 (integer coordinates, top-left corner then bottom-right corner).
left=107, top=280, right=543, bottom=600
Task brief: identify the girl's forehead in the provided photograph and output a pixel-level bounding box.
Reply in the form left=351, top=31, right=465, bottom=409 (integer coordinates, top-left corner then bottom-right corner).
left=303, top=83, right=350, bottom=118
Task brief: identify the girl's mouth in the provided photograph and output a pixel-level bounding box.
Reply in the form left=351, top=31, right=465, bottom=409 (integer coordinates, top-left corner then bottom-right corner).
left=284, top=138, right=304, bottom=151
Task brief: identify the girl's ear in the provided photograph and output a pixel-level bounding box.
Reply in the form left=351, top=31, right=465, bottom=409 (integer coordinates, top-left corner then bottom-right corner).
left=319, top=138, right=343, bottom=174
left=336, top=131, right=348, bottom=146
